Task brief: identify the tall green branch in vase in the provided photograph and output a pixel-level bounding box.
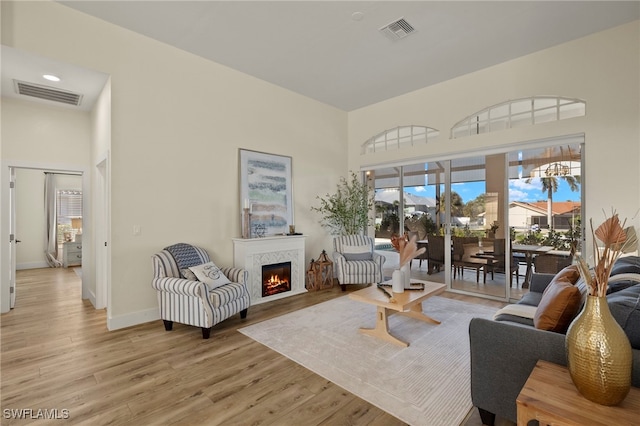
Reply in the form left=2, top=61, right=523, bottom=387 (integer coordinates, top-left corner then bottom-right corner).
left=311, top=172, right=374, bottom=236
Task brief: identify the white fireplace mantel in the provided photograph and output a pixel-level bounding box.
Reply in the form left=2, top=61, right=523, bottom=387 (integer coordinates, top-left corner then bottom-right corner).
left=232, top=235, right=306, bottom=305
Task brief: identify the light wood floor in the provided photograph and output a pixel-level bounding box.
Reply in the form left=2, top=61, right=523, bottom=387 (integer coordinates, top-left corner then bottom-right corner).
left=2, top=268, right=507, bottom=425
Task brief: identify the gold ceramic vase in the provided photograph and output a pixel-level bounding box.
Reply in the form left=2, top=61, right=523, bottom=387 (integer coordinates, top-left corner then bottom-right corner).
left=565, top=295, right=632, bottom=406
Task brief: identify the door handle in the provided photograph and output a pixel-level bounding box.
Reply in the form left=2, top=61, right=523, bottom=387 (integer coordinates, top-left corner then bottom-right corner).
left=16, top=240, right=21, bottom=243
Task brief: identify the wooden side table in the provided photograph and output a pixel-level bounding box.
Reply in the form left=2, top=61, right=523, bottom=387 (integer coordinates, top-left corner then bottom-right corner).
left=516, top=360, right=640, bottom=425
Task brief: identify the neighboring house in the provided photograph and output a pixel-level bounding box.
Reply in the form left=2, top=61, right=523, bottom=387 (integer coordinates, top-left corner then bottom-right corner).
left=509, top=201, right=581, bottom=231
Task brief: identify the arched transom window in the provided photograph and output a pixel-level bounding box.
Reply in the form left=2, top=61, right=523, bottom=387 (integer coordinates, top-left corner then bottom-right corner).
left=451, top=96, right=586, bottom=139
left=362, top=125, right=439, bottom=154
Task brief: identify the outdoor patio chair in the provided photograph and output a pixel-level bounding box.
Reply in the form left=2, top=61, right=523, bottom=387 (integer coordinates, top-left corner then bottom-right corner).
left=452, top=236, right=485, bottom=283
left=484, top=238, right=520, bottom=286
left=426, top=235, right=446, bottom=274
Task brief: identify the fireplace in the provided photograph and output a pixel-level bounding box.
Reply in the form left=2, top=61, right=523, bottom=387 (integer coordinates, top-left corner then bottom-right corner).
left=233, top=235, right=306, bottom=305
left=262, top=262, right=291, bottom=297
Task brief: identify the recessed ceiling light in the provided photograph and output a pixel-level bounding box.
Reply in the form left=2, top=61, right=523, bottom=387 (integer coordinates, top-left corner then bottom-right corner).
left=351, top=12, right=365, bottom=21
left=43, top=74, right=61, bottom=82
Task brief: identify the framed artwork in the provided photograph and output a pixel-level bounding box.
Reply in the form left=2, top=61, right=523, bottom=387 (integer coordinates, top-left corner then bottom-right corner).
left=239, top=149, right=293, bottom=238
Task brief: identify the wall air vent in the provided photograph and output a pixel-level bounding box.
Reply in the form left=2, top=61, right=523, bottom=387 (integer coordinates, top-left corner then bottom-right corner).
left=13, top=80, right=83, bottom=106
left=379, top=17, right=416, bottom=41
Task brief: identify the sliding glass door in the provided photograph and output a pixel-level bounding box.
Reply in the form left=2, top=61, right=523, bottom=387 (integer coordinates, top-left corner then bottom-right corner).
left=368, top=137, right=582, bottom=302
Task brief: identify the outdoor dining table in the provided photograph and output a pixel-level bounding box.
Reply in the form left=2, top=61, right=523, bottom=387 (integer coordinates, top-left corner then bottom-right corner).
left=511, top=244, right=554, bottom=288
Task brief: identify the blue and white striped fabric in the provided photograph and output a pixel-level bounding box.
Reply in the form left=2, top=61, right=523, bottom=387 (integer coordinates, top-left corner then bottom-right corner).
left=165, top=243, right=210, bottom=277
left=151, top=245, right=250, bottom=334
left=333, top=235, right=384, bottom=286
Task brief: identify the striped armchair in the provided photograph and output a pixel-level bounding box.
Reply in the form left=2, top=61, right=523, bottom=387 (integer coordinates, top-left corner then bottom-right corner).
left=151, top=243, right=250, bottom=339
left=333, top=235, right=385, bottom=291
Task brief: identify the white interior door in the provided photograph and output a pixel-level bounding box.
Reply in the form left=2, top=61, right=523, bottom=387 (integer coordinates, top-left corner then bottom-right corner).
left=9, top=167, right=17, bottom=308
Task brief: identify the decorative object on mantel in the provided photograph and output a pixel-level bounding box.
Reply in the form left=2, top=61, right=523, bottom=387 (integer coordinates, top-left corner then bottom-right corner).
left=239, top=149, right=293, bottom=238
left=566, top=209, right=637, bottom=405
left=306, top=250, right=334, bottom=291
left=311, top=171, right=374, bottom=236
left=390, top=234, right=425, bottom=293
left=252, top=223, right=266, bottom=238
left=242, top=207, right=251, bottom=239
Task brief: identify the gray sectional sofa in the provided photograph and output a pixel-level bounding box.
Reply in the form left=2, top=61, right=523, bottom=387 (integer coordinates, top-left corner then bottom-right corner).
left=469, top=256, right=640, bottom=425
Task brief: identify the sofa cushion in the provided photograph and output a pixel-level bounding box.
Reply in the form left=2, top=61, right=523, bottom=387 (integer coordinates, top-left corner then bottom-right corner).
left=610, top=255, right=640, bottom=276
left=608, top=284, right=640, bottom=350
left=534, top=266, right=582, bottom=333
left=607, top=273, right=640, bottom=294
left=518, top=292, right=543, bottom=307
left=493, top=304, right=537, bottom=326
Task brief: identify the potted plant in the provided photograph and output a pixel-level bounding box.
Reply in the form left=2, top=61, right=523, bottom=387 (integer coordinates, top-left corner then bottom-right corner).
left=488, top=221, right=499, bottom=238
left=311, top=171, right=374, bottom=236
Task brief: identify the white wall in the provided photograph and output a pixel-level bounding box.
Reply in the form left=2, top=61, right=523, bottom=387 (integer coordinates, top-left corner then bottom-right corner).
left=1, top=1, right=348, bottom=326
left=349, top=21, right=640, bottom=256
left=90, top=78, right=112, bottom=309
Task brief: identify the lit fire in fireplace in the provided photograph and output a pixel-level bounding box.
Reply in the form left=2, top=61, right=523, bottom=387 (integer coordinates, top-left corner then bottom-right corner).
left=262, top=262, right=292, bottom=297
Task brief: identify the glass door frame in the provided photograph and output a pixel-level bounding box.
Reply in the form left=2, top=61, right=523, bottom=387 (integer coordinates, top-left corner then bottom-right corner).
left=364, top=133, right=584, bottom=303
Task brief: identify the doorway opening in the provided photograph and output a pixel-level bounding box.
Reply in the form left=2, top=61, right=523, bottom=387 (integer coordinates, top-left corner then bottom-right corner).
left=7, top=166, right=86, bottom=310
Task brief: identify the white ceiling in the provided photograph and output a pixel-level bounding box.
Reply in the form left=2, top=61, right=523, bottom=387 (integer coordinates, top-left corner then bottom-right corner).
left=3, top=1, right=639, bottom=111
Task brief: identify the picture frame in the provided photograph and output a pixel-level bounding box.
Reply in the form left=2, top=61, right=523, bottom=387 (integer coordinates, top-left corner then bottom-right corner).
left=239, top=149, right=293, bottom=238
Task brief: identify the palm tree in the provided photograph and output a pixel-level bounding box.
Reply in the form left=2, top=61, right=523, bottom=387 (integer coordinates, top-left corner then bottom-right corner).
left=526, top=174, right=580, bottom=230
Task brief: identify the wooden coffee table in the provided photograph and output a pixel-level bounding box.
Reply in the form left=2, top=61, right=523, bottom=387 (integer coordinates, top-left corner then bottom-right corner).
left=348, top=281, right=446, bottom=347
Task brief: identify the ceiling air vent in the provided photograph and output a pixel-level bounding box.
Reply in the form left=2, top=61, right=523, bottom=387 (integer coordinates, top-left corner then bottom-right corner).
left=379, top=17, right=416, bottom=41
left=13, top=80, right=83, bottom=106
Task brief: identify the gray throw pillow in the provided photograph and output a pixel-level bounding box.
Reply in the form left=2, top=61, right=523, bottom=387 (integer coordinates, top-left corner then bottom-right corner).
left=343, top=252, right=373, bottom=261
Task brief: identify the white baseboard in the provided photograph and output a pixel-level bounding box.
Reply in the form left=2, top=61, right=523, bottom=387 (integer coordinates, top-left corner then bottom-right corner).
left=107, top=307, right=159, bottom=331
left=17, top=261, right=49, bottom=270
left=85, top=289, right=96, bottom=308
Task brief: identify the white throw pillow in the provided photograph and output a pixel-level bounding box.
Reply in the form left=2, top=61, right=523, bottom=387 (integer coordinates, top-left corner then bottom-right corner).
left=189, top=261, right=232, bottom=290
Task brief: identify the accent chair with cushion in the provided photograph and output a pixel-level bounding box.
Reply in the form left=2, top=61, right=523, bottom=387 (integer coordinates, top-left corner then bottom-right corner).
left=333, top=235, right=384, bottom=291
left=151, top=243, right=250, bottom=339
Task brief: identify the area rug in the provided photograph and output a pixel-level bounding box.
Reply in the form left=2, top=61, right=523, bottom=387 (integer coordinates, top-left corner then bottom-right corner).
left=239, top=294, right=497, bottom=426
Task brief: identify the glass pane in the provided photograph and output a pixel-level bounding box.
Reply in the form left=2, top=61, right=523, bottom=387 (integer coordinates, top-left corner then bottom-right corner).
left=491, top=104, right=510, bottom=119
left=508, top=143, right=582, bottom=302
left=398, top=126, right=412, bottom=138
left=374, top=168, right=401, bottom=247
left=534, top=98, right=557, bottom=110
left=448, top=154, right=506, bottom=298
left=489, top=116, right=509, bottom=131
left=399, top=135, right=412, bottom=147
left=559, top=103, right=586, bottom=120
left=534, top=107, right=557, bottom=124
left=510, top=112, right=532, bottom=128
left=511, top=99, right=532, bottom=115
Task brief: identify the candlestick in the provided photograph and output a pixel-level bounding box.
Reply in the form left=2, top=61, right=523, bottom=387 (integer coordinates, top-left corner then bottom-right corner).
left=242, top=207, right=251, bottom=239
